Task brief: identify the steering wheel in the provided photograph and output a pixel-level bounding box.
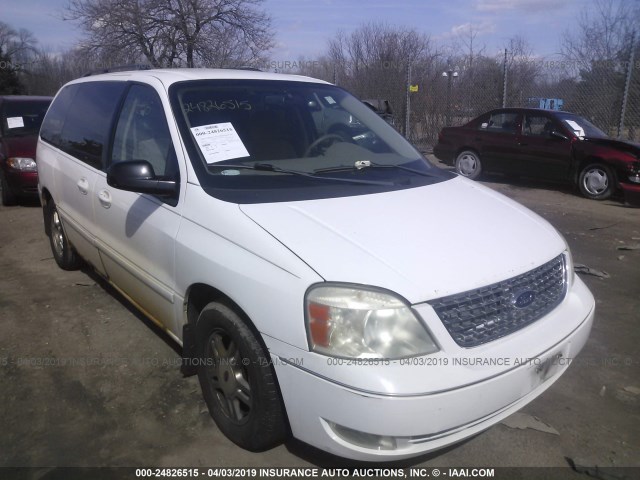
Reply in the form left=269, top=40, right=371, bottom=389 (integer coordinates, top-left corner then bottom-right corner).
left=303, top=134, right=346, bottom=157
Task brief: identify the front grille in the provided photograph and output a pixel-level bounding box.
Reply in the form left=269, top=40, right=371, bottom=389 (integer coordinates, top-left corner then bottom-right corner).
left=428, top=254, right=567, bottom=348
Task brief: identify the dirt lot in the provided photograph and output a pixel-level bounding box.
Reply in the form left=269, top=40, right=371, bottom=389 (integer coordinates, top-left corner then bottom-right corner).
left=1, top=159, right=639, bottom=477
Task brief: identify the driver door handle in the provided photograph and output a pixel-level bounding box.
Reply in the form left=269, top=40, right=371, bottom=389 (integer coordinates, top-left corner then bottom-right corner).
left=97, top=189, right=112, bottom=209
left=77, top=178, right=89, bottom=195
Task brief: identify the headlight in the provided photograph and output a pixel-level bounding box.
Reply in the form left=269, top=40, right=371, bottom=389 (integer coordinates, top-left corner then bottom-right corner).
left=564, top=248, right=575, bottom=288
left=628, top=162, right=640, bottom=184
left=305, top=284, right=439, bottom=359
left=7, top=157, right=37, bottom=172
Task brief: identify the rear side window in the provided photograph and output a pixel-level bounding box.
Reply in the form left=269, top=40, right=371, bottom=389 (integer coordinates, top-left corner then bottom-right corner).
left=41, top=85, right=79, bottom=146
left=480, top=112, right=518, bottom=134
left=42, top=82, right=127, bottom=170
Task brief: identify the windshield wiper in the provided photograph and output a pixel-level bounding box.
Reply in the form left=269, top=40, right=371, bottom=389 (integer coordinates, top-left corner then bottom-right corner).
left=209, top=163, right=395, bottom=186
left=314, top=160, right=438, bottom=178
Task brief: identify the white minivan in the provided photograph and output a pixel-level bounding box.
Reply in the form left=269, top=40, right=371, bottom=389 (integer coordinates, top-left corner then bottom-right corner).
left=37, top=68, right=595, bottom=461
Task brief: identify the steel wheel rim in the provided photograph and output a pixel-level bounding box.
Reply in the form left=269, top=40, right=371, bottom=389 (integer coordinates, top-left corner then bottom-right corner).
left=205, top=330, right=252, bottom=424
left=458, top=154, right=478, bottom=176
left=51, top=210, right=65, bottom=258
left=583, top=168, right=608, bottom=195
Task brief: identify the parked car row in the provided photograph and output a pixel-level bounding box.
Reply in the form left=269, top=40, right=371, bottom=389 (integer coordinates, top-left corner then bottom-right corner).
left=31, top=68, right=594, bottom=461
left=434, top=107, right=640, bottom=205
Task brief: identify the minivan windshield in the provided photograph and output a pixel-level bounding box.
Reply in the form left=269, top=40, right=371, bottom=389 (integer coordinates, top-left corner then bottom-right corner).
left=170, top=79, right=452, bottom=203
left=1, top=99, right=51, bottom=137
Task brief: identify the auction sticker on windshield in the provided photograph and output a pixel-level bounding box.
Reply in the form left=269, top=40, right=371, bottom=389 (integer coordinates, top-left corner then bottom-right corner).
left=190, top=122, right=250, bottom=164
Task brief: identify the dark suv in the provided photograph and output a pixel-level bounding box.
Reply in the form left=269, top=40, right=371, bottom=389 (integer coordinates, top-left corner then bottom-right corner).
left=0, top=95, right=53, bottom=205
left=434, top=108, right=640, bottom=204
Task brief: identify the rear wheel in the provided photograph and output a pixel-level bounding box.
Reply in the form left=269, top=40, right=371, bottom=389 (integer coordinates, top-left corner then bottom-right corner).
left=0, top=174, right=18, bottom=206
left=196, top=302, right=287, bottom=451
left=578, top=163, right=614, bottom=200
left=455, top=150, right=482, bottom=180
left=48, top=201, right=80, bottom=270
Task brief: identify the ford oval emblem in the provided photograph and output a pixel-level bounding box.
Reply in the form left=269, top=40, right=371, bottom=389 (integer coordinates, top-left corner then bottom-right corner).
left=513, top=290, right=536, bottom=308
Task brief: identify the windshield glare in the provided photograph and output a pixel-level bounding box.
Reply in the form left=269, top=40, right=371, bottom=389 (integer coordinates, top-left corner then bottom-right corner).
left=170, top=79, right=452, bottom=203
left=171, top=80, right=430, bottom=174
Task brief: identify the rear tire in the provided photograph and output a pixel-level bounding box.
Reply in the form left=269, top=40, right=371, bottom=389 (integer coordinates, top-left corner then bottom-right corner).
left=47, top=201, right=80, bottom=270
left=196, top=303, right=287, bottom=451
left=455, top=150, right=482, bottom=180
left=0, top=174, right=18, bottom=206
left=578, top=163, right=614, bottom=200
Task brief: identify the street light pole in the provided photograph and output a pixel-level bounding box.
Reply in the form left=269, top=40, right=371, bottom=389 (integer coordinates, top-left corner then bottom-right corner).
left=442, top=68, right=458, bottom=126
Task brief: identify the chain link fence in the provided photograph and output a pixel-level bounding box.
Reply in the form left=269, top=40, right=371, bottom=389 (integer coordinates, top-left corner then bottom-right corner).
left=303, top=36, right=640, bottom=150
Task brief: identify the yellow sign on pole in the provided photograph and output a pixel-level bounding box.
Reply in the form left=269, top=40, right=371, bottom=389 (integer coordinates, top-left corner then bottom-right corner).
left=409, top=85, right=419, bottom=92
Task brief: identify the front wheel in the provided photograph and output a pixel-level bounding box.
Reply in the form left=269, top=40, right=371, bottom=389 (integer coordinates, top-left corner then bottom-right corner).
left=455, top=150, right=482, bottom=180
left=196, top=303, right=287, bottom=451
left=578, top=163, right=614, bottom=200
left=47, top=202, right=80, bottom=270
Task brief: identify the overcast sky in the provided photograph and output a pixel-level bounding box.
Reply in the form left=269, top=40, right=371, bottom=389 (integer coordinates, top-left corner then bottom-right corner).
left=1, top=0, right=584, bottom=60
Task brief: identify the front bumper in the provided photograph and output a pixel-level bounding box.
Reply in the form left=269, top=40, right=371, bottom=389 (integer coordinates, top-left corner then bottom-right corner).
left=4, top=169, right=38, bottom=197
left=271, top=278, right=594, bottom=461
left=432, top=144, right=454, bottom=165
left=620, top=181, right=640, bottom=206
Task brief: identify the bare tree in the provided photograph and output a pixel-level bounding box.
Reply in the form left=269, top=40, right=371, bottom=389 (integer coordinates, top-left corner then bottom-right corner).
left=504, top=35, right=542, bottom=106
left=65, top=0, right=274, bottom=68
left=326, top=23, right=433, bottom=94
left=561, top=0, right=639, bottom=74
left=560, top=0, right=640, bottom=131
left=451, top=23, right=487, bottom=72
left=0, top=21, right=38, bottom=71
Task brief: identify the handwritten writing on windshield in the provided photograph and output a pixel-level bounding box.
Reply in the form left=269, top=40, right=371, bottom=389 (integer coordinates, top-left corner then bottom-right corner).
left=184, top=99, right=251, bottom=114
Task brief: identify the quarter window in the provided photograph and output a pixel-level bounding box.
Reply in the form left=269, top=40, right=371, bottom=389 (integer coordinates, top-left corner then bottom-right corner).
left=41, top=85, right=79, bottom=148
left=479, top=112, right=518, bottom=134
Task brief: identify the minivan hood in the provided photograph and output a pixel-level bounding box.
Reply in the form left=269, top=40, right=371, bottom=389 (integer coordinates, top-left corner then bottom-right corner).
left=240, top=177, right=565, bottom=304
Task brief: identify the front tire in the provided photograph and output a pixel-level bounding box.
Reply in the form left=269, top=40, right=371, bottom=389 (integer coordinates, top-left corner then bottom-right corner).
left=47, top=202, right=80, bottom=270
left=196, top=303, right=287, bottom=451
left=578, top=163, right=614, bottom=200
left=455, top=150, right=482, bottom=180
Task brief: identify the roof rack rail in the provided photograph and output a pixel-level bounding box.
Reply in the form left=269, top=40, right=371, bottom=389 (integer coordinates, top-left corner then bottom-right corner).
left=229, top=66, right=262, bottom=72
left=82, top=64, right=152, bottom=77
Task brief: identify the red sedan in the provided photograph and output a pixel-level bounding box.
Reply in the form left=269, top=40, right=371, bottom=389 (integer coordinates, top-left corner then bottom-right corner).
left=434, top=108, right=640, bottom=204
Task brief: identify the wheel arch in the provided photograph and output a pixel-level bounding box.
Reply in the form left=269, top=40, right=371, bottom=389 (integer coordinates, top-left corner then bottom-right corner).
left=183, top=282, right=274, bottom=369
left=40, top=187, right=54, bottom=237
left=185, top=283, right=256, bottom=331
left=455, top=146, right=480, bottom=159
left=575, top=157, right=619, bottom=188
left=184, top=282, right=292, bottom=433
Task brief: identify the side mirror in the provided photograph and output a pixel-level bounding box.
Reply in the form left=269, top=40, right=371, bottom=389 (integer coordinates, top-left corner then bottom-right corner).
left=550, top=130, right=569, bottom=141
left=307, top=100, right=321, bottom=112
left=107, top=160, right=177, bottom=196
